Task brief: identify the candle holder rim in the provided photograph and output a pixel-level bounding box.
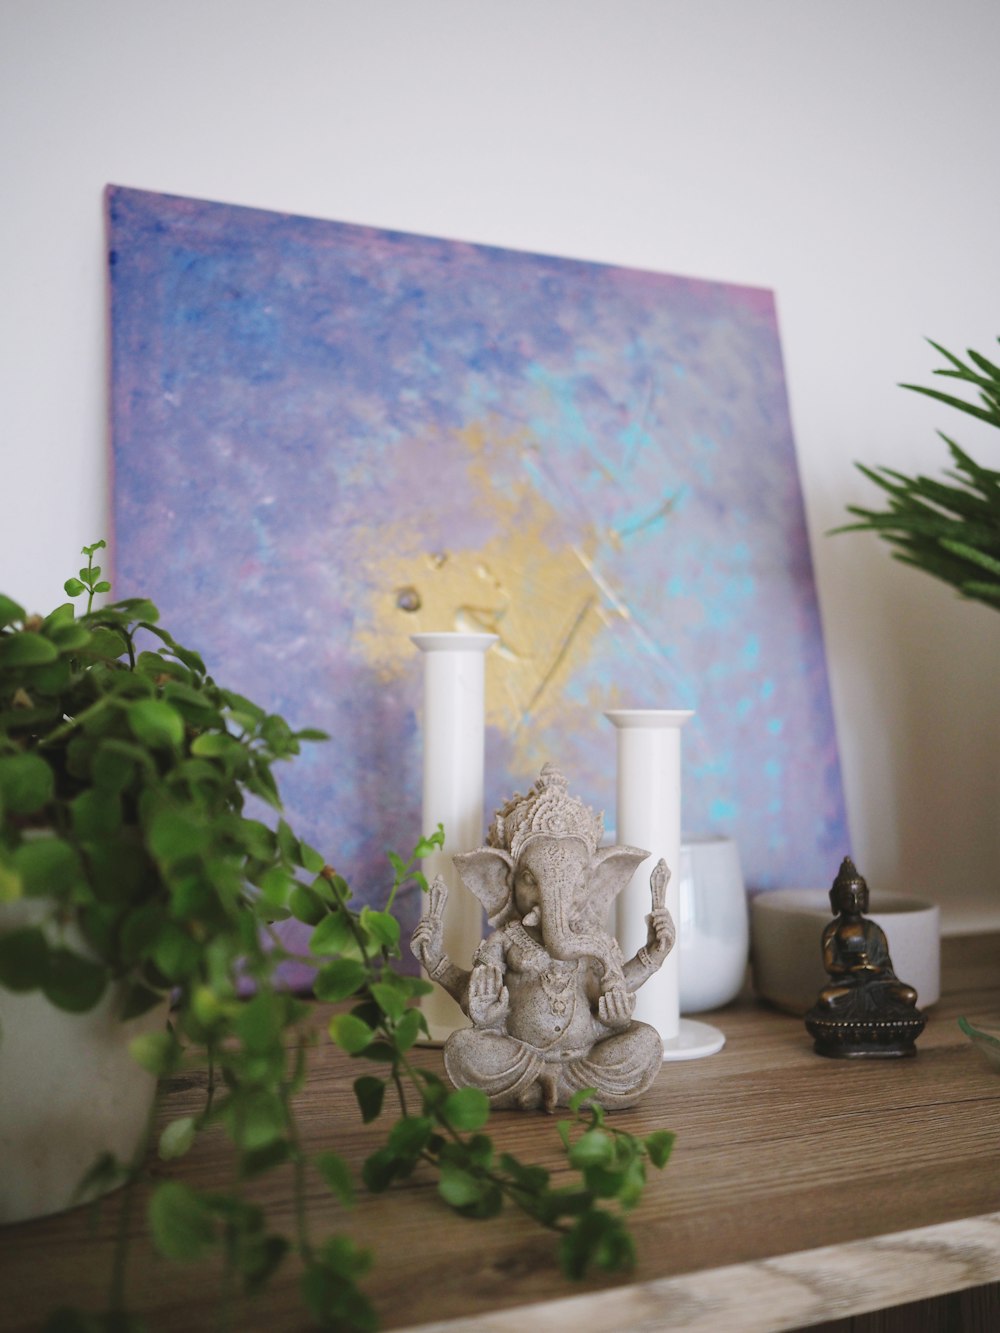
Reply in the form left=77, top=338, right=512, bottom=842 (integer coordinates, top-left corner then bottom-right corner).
left=410, top=632, right=499, bottom=652
left=604, top=708, right=694, bottom=728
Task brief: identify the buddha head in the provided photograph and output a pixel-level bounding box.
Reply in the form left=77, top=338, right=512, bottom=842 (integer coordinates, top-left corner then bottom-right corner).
left=830, top=856, right=869, bottom=916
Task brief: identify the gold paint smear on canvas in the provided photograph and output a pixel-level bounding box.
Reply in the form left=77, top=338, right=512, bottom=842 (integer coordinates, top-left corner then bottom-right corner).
left=352, top=420, right=627, bottom=767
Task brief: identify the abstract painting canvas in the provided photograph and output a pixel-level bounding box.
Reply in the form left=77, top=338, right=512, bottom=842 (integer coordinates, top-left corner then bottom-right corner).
left=108, top=186, right=847, bottom=932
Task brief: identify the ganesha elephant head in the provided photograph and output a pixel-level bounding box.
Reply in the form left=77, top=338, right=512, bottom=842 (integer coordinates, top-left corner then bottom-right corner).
left=453, top=764, right=646, bottom=989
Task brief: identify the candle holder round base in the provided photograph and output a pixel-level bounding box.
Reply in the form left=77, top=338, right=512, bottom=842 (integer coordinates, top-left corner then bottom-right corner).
left=662, top=1016, right=726, bottom=1062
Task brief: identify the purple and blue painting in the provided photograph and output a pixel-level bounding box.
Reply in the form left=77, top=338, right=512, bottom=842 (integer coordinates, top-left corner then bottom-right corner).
left=108, top=185, right=847, bottom=929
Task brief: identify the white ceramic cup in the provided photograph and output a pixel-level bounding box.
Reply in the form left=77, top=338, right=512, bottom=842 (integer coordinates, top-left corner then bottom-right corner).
left=678, top=835, right=750, bottom=1013
left=751, top=887, right=941, bottom=1016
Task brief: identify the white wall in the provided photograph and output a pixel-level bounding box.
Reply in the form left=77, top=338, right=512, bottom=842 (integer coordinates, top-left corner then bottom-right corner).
left=3, top=0, right=999, bottom=929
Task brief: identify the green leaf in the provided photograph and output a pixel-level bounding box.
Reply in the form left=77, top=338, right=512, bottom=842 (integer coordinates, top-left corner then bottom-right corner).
left=360, top=907, right=400, bottom=953
left=148, top=809, right=208, bottom=864
left=940, top=538, right=1000, bottom=576
left=903, top=381, right=1000, bottom=426
left=12, top=835, right=81, bottom=897
left=393, top=1008, right=425, bottom=1052
left=258, top=865, right=293, bottom=909
left=227, top=1091, right=287, bottom=1152
left=438, top=1163, right=498, bottom=1214
left=0, top=594, right=26, bottom=627
left=314, top=958, right=368, bottom=1003
left=128, top=698, right=185, bottom=749
left=644, top=1129, right=676, bottom=1169
left=290, top=884, right=328, bottom=926
left=443, top=1086, right=490, bottom=1132
left=47, top=620, right=91, bottom=651
left=43, top=948, right=108, bottom=1012
left=71, top=788, right=122, bottom=840
left=568, top=1086, right=599, bottom=1114
left=113, top=596, right=158, bottom=624
left=353, top=1075, right=386, bottom=1124
left=129, top=1030, right=180, bottom=1076
left=298, top=841, right=325, bottom=874
left=0, top=631, right=59, bottom=666
left=91, top=742, right=138, bottom=792
left=388, top=1115, right=433, bottom=1159
left=159, top=1116, right=197, bottom=1161
left=0, top=752, right=54, bottom=814
left=316, top=1150, right=355, bottom=1204
left=413, top=826, right=445, bottom=858
left=328, top=1012, right=375, bottom=1054
left=241, top=1139, right=292, bottom=1178
left=63, top=578, right=85, bottom=597
left=369, top=980, right=407, bottom=1021
left=498, top=1152, right=549, bottom=1193
left=558, top=1210, right=636, bottom=1279
left=79, top=626, right=128, bottom=661
left=190, top=731, right=243, bottom=758
left=151, top=923, right=204, bottom=981
left=300, top=1250, right=377, bottom=1332
left=235, top=991, right=283, bottom=1054
left=149, top=1181, right=217, bottom=1261
left=568, top=1128, right=615, bottom=1169
left=361, top=1145, right=401, bottom=1193
left=309, top=911, right=362, bottom=957
left=293, top=728, right=330, bottom=743
left=0, top=926, right=49, bottom=991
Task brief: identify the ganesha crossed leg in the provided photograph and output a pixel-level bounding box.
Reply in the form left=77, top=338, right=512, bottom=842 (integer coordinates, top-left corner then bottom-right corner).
left=444, top=1022, right=664, bottom=1113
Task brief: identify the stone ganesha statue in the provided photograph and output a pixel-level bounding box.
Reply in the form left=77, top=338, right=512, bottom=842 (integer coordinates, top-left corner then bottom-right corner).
left=411, top=763, right=675, bottom=1112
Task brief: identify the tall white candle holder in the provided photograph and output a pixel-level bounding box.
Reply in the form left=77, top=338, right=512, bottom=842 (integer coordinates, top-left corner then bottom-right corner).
left=605, top=709, right=725, bottom=1061
left=411, top=632, right=497, bottom=1042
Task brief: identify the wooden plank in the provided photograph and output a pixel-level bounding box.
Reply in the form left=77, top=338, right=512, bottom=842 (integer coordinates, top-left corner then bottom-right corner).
left=400, top=1213, right=1000, bottom=1332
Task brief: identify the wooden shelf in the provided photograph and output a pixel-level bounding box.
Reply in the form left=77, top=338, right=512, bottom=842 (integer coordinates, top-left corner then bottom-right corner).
left=3, top=935, right=999, bottom=1331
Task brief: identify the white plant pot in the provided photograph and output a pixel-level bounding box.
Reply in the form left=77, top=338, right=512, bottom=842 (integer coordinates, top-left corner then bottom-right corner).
left=0, top=899, right=165, bottom=1224
left=678, top=835, right=750, bottom=1013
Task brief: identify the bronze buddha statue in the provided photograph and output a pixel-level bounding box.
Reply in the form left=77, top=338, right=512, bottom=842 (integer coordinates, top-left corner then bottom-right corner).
left=805, top=857, right=925, bottom=1058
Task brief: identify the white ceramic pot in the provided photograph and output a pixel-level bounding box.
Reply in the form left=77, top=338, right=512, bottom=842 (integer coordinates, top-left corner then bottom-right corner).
left=0, top=898, right=165, bottom=1223
left=750, top=887, right=941, bottom=1016
left=678, top=835, right=750, bottom=1013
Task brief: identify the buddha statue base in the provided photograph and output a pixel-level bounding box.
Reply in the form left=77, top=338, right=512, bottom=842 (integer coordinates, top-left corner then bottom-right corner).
left=805, top=1007, right=926, bottom=1059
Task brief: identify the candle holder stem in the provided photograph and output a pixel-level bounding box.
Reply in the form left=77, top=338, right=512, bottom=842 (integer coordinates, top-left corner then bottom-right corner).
left=605, top=709, right=725, bottom=1061
left=412, top=633, right=497, bottom=1042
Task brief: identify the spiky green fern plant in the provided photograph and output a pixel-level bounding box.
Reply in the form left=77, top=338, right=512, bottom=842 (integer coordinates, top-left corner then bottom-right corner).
left=838, top=337, right=1000, bottom=607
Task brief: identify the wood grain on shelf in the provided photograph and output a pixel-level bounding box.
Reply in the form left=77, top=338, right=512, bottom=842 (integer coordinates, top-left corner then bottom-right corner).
left=2, top=934, right=997, bottom=1332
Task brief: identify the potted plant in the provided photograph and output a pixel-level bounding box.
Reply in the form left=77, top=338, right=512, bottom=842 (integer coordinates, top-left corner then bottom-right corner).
left=0, top=539, right=331, bottom=1225
left=838, top=337, right=1000, bottom=605
left=0, top=542, right=674, bottom=1331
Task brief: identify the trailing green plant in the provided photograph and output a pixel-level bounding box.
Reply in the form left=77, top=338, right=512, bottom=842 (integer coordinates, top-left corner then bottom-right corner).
left=837, top=337, right=1000, bottom=608
left=0, top=543, right=675, bottom=1332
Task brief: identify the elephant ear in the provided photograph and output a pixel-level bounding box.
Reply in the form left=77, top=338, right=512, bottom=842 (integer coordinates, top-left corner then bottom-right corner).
left=580, top=845, right=649, bottom=930
left=452, top=847, right=515, bottom=926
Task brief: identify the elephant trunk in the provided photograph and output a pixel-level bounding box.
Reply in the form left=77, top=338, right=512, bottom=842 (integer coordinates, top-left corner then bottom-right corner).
left=540, top=880, right=625, bottom=989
